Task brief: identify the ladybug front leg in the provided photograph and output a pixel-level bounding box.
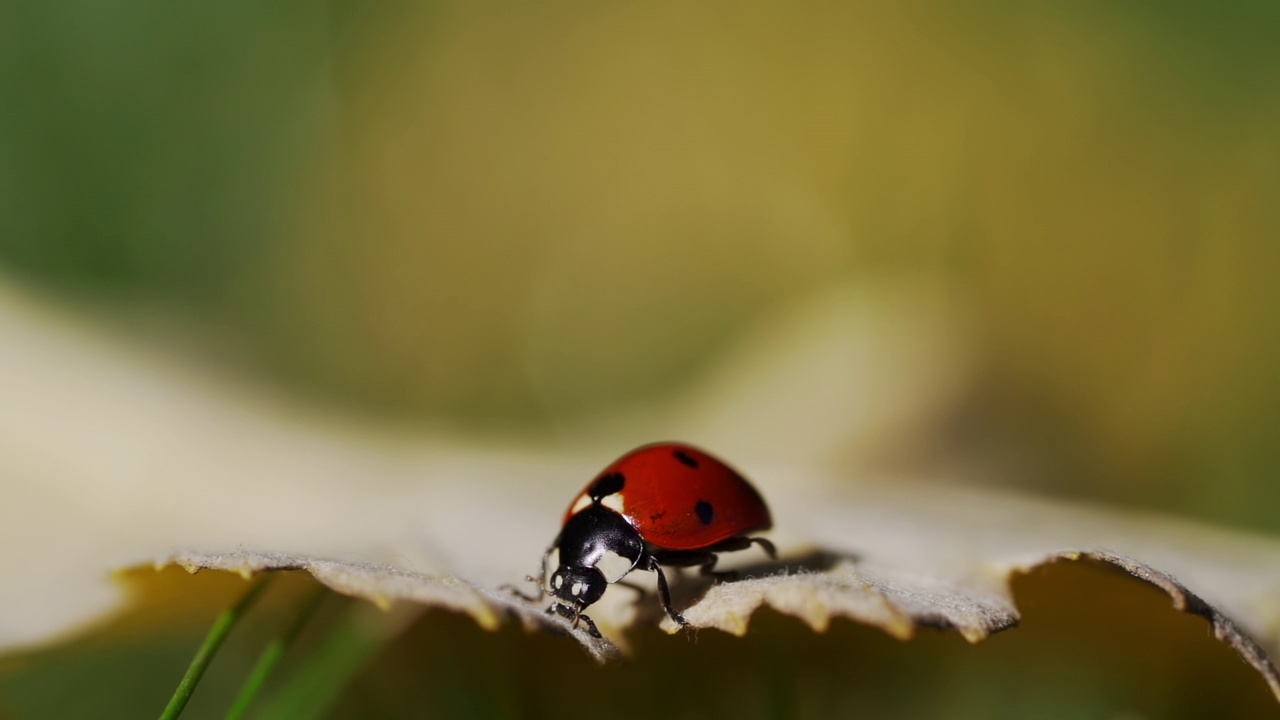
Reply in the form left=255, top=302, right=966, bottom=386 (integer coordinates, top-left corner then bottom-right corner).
left=574, top=612, right=601, bottom=639
left=501, top=545, right=554, bottom=602
left=644, top=555, right=690, bottom=628
left=550, top=601, right=602, bottom=638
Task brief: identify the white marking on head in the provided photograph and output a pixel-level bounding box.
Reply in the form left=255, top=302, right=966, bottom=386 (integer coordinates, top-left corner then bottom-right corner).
left=571, top=582, right=584, bottom=597
left=554, top=575, right=564, bottom=589
left=596, top=550, right=636, bottom=583
left=600, top=493, right=625, bottom=514
left=570, top=495, right=592, bottom=515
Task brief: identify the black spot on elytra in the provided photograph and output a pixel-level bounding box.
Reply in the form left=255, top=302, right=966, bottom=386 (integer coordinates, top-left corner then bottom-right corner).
left=673, top=449, right=699, bottom=468
left=590, top=472, right=625, bottom=500
left=695, top=500, right=714, bottom=525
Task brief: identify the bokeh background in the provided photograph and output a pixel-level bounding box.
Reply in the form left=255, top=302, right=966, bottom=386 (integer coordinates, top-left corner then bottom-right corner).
left=3, top=0, right=1279, bottom=717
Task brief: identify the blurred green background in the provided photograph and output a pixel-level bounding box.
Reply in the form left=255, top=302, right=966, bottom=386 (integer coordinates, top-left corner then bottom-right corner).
left=6, top=0, right=1279, bottom=527
left=3, top=0, right=1279, bottom=716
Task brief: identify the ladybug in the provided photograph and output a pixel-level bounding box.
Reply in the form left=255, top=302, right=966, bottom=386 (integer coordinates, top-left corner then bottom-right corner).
left=538, top=442, right=775, bottom=637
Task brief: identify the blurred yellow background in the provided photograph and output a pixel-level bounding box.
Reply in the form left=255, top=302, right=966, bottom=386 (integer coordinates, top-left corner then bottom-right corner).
left=4, top=2, right=1280, bottom=717
left=5, top=2, right=1278, bottom=542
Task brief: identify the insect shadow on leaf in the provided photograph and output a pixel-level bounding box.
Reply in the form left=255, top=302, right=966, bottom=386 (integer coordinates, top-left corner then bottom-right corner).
left=629, top=548, right=860, bottom=627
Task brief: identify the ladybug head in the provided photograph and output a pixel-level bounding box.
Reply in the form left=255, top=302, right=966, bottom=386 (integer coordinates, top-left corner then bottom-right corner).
left=547, top=502, right=646, bottom=619
left=549, top=564, right=606, bottom=608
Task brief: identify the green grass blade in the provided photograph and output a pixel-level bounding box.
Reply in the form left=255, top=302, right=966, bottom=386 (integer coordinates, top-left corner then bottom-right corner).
left=224, top=584, right=329, bottom=720
left=250, top=601, right=397, bottom=720
left=159, top=573, right=276, bottom=720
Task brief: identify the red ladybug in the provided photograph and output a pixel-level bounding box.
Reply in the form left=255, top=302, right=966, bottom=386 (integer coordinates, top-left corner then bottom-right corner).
left=540, top=442, right=775, bottom=637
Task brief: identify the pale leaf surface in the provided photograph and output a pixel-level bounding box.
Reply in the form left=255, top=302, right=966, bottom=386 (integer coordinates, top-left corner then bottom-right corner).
left=2, top=279, right=1278, bottom=702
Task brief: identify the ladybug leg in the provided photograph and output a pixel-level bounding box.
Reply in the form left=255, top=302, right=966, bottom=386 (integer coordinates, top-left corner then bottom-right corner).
left=698, top=536, right=779, bottom=575
left=749, top=536, right=778, bottom=560
left=576, top=613, right=601, bottom=638
left=697, top=553, right=734, bottom=580
left=643, top=537, right=776, bottom=627
left=644, top=555, right=690, bottom=628
left=549, top=601, right=602, bottom=638
left=701, top=535, right=776, bottom=558
left=502, top=579, right=544, bottom=602
left=533, top=543, right=554, bottom=591
left=656, top=536, right=777, bottom=581
left=500, top=545, right=554, bottom=601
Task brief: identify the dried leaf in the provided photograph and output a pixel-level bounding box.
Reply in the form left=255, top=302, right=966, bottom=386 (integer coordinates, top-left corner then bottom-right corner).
left=4, top=279, right=1280, bottom=705
left=146, top=481, right=1280, bottom=701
